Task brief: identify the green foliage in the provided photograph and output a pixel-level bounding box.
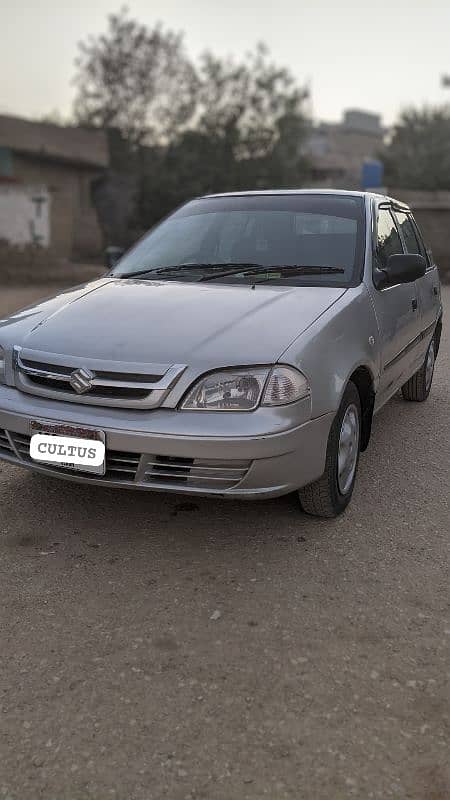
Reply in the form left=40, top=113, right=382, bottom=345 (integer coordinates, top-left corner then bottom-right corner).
left=39, top=110, right=71, bottom=126
left=383, top=106, right=450, bottom=190
left=137, top=45, right=311, bottom=228
left=196, top=45, right=309, bottom=158
left=73, top=7, right=197, bottom=145
left=73, top=9, right=311, bottom=232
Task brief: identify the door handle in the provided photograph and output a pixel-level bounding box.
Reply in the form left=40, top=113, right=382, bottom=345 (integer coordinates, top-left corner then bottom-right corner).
left=412, top=298, right=418, bottom=311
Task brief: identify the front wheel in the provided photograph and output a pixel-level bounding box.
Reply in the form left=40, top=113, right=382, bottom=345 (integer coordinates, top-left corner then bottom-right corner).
left=298, top=382, right=361, bottom=518
left=401, top=339, right=435, bottom=402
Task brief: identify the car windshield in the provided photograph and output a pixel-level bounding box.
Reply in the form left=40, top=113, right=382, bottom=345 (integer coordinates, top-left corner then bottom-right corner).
left=112, top=194, right=366, bottom=286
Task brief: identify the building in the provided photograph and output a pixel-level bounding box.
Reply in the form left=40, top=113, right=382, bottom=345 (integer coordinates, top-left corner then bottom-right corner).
left=306, top=109, right=385, bottom=189
left=0, top=184, right=50, bottom=248
left=0, top=114, right=109, bottom=260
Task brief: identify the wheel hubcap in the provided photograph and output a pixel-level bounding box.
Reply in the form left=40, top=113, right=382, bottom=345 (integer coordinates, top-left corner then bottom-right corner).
left=425, top=341, right=435, bottom=391
left=337, top=403, right=360, bottom=495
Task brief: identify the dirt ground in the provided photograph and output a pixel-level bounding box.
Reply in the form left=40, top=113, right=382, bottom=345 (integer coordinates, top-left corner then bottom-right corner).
left=0, top=284, right=449, bottom=800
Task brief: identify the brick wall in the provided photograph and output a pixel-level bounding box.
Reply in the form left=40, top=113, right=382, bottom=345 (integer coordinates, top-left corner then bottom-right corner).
left=0, top=241, right=103, bottom=285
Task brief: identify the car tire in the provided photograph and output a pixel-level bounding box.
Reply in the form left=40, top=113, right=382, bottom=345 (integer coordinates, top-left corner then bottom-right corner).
left=298, top=382, right=361, bottom=518
left=401, top=338, right=435, bottom=402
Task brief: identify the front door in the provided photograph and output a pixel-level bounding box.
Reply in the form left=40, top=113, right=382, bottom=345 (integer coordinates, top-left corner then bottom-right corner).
left=369, top=206, right=423, bottom=410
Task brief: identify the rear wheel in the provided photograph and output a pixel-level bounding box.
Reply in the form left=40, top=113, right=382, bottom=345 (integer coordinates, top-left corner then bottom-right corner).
left=298, top=382, right=361, bottom=518
left=401, top=338, right=435, bottom=402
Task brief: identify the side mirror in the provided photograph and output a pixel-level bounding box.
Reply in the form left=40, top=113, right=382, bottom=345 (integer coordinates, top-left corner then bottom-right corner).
left=105, top=246, right=125, bottom=270
left=384, top=253, right=426, bottom=286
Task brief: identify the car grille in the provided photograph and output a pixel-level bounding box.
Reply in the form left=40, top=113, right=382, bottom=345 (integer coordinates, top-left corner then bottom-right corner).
left=143, top=455, right=250, bottom=489
left=0, top=429, right=15, bottom=457
left=14, top=347, right=187, bottom=410
left=0, top=429, right=251, bottom=492
left=24, top=376, right=150, bottom=400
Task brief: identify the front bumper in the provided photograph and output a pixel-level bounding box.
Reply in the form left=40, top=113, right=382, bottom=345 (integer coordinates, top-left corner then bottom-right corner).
left=0, top=386, right=334, bottom=498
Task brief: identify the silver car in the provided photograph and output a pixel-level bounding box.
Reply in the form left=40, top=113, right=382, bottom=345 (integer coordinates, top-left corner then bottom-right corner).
left=0, top=190, right=442, bottom=517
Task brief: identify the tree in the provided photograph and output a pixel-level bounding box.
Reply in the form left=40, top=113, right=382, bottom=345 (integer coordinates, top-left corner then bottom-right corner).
left=196, top=44, right=310, bottom=167
left=73, top=11, right=311, bottom=237
left=39, top=110, right=71, bottom=126
left=73, top=7, right=197, bottom=145
left=383, top=107, right=450, bottom=190
left=138, top=44, right=311, bottom=227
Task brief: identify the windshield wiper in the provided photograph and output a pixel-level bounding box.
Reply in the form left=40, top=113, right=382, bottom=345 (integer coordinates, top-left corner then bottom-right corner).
left=113, top=263, right=262, bottom=280
left=113, top=263, right=345, bottom=282
left=199, top=265, right=346, bottom=282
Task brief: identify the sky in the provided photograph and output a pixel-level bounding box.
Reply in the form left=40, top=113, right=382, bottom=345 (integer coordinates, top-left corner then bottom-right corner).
left=2, top=0, right=450, bottom=126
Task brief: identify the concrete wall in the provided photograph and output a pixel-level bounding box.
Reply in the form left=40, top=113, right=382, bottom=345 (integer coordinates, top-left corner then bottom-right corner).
left=0, top=185, right=50, bottom=247
left=13, top=153, right=104, bottom=259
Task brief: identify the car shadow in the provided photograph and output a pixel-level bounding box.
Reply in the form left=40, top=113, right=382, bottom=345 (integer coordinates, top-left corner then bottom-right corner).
left=2, top=383, right=446, bottom=567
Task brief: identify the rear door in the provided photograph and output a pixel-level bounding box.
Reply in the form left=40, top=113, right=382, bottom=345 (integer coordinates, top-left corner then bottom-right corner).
left=393, top=210, right=441, bottom=343
left=369, top=204, right=423, bottom=409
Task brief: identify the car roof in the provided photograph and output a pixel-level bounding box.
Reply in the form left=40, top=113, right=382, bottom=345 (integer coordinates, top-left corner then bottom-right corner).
left=201, top=188, right=411, bottom=211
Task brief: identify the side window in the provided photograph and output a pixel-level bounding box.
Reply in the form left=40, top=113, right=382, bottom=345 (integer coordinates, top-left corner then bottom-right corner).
left=375, top=208, right=403, bottom=270
left=393, top=211, right=421, bottom=255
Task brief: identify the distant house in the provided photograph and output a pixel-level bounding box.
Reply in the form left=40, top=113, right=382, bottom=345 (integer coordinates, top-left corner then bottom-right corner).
left=0, top=114, right=109, bottom=260
left=305, top=109, right=385, bottom=189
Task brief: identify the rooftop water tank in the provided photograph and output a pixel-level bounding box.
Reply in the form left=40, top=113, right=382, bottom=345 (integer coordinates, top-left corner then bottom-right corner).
left=361, top=159, right=384, bottom=190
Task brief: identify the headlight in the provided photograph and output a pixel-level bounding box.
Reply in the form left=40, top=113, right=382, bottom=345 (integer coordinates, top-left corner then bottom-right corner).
left=181, top=366, right=310, bottom=411
left=0, top=347, right=5, bottom=384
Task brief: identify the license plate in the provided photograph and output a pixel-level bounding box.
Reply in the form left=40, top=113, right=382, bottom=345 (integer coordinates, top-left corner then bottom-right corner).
left=29, top=421, right=106, bottom=476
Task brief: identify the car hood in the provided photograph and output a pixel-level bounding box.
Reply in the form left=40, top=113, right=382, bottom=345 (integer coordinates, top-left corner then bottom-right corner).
left=3, top=278, right=346, bottom=366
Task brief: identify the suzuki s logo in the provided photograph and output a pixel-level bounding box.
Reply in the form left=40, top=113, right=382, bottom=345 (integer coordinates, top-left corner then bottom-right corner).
left=70, top=367, right=95, bottom=395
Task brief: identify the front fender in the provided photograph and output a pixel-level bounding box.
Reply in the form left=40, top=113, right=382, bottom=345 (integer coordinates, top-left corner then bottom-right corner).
left=279, top=285, right=380, bottom=419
